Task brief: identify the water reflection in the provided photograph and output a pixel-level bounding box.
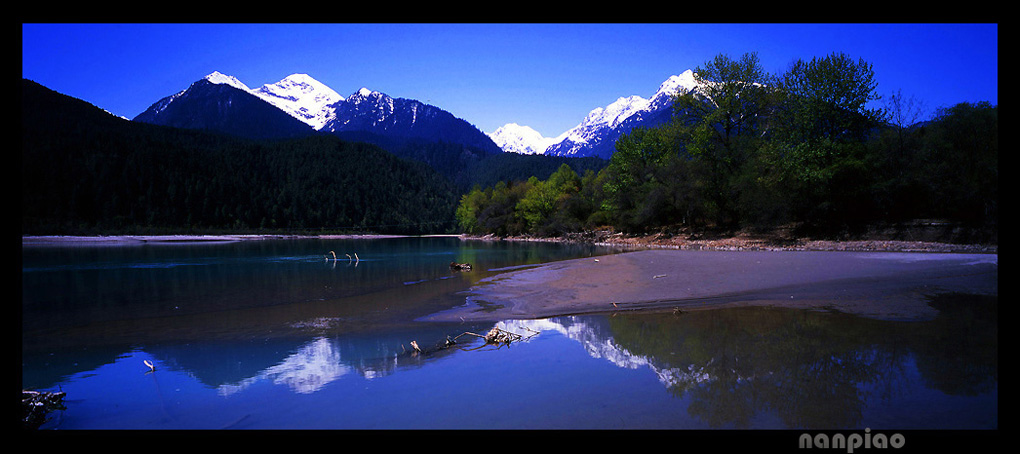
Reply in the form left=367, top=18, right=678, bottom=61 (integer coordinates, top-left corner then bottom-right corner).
left=530, top=292, right=997, bottom=429
left=22, top=238, right=996, bottom=429
left=139, top=321, right=482, bottom=397
left=26, top=292, right=995, bottom=429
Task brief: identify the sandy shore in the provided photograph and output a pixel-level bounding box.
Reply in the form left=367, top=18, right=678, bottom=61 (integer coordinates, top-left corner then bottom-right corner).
left=423, top=248, right=998, bottom=322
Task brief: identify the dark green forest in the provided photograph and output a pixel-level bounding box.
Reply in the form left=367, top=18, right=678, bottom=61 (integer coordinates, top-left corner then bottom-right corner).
left=456, top=53, right=998, bottom=242
left=22, top=79, right=460, bottom=235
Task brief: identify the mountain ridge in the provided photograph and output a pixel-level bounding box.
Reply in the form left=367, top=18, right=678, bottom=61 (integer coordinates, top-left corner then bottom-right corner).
left=134, top=70, right=701, bottom=159
left=134, top=71, right=502, bottom=156
left=518, top=70, right=700, bottom=159
left=133, top=77, right=316, bottom=140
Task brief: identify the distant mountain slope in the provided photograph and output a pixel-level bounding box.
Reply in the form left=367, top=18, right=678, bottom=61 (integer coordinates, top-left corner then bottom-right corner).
left=488, top=123, right=560, bottom=155
left=23, top=78, right=459, bottom=234
left=323, top=87, right=503, bottom=155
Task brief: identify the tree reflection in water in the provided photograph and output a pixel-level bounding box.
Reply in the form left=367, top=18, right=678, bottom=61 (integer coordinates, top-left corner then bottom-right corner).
left=604, top=293, right=997, bottom=429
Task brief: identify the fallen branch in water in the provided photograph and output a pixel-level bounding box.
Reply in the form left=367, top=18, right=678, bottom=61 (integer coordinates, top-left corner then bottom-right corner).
left=454, top=326, right=534, bottom=348
left=404, top=326, right=537, bottom=357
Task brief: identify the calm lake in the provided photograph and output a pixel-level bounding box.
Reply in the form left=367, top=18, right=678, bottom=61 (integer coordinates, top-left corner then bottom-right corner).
left=21, top=237, right=997, bottom=431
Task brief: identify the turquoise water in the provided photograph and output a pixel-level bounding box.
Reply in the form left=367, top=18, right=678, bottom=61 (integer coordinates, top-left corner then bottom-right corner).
left=21, top=237, right=997, bottom=430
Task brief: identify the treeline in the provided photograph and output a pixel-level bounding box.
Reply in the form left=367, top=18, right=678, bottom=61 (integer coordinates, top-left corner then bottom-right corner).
left=456, top=52, right=997, bottom=241
left=22, top=79, right=460, bottom=235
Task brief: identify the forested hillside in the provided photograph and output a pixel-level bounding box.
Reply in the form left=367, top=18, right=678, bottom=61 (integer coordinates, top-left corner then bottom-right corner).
left=22, top=79, right=460, bottom=235
left=456, top=53, right=998, bottom=243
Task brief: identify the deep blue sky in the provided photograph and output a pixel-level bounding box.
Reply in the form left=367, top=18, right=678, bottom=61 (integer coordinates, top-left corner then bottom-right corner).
left=22, top=23, right=998, bottom=137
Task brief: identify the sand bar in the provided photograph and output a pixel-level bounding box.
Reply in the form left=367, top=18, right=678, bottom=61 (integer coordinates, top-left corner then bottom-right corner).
left=423, top=249, right=998, bottom=322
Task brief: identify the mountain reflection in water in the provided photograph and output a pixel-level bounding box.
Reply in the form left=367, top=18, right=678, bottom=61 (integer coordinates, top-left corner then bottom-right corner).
left=22, top=238, right=996, bottom=429
left=593, top=293, right=997, bottom=429
left=28, top=294, right=996, bottom=429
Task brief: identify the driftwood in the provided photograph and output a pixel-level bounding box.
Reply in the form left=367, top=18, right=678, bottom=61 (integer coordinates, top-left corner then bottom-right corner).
left=449, top=261, right=472, bottom=271
left=403, top=326, right=538, bottom=357
left=453, top=326, right=536, bottom=349
left=22, top=390, right=66, bottom=429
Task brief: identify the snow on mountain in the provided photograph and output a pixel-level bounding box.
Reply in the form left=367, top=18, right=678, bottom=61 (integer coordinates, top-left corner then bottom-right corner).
left=204, top=71, right=251, bottom=92
left=547, top=70, right=700, bottom=158
left=321, top=87, right=398, bottom=131
left=487, top=123, right=562, bottom=155
left=648, top=70, right=699, bottom=109
left=491, top=70, right=701, bottom=158
left=199, top=71, right=343, bottom=130
left=555, top=94, right=651, bottom=148
left=343, top=87, right=395, bottom=118
left=163, top=69, right=704, bottom=159
left=249, top=74, right=344, bottom=130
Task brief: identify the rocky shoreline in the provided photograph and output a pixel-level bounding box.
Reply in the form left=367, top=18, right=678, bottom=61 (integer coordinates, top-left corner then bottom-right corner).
left=468, top=227, right=998, bottom=254
left=21, top=228, right=996, bottom=254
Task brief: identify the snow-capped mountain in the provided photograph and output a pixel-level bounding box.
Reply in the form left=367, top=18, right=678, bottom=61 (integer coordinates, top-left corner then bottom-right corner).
left=492, top=70, right=701, bottom=159
left=167, top=71, right=343, bottom=131
left=133, top=72, right=501, bottom=155
left=203, top=71, right=251, bottom=92
left=250, top=73, right=343, bottom=131
left=135, top=69, right=702, bottom=162
left=133, top=72, right=316, bottom=140
left=487, top=123, right=563, bottom=155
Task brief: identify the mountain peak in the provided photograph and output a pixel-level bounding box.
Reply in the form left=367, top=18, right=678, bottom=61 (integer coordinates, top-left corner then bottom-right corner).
left=488, top=123, right=559, bottom=155
left=250, top=73, right=342, bottom=130
left=650, top=69, right=698, bottom=105
left=351, top=87, right=382, bottom=99
left=204, top=71, right=250, bottom=91
left=133, top=71, right=314, bottom=140
left=531, top=71, right=703, bottom=159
